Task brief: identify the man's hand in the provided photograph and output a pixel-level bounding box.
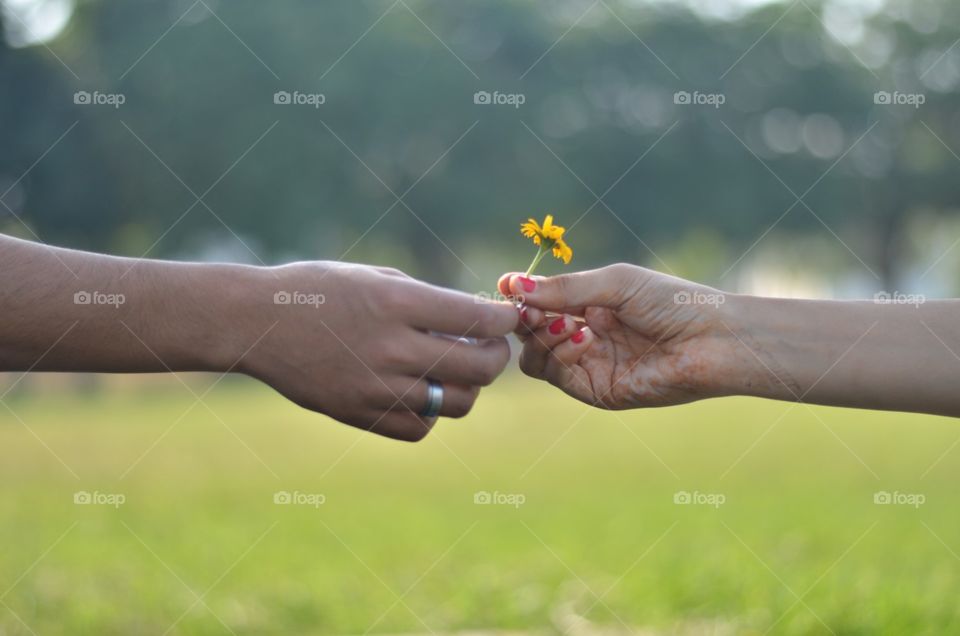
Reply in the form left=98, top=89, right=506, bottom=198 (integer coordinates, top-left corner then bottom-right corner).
left=0, top=235, right=518, bottom=442
left=240, top=262, right=518, bottom=440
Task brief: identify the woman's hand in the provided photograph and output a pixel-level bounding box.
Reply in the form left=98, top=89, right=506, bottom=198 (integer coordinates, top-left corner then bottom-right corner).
left=235, top=262, right=519, bottom=441
left=503, top=264, right=960, bottom=418
left=499, top=265, right=743, bottom=409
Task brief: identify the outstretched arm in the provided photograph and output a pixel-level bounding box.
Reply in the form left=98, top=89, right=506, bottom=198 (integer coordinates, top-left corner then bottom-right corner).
left=502, top=266, right=960, bottom=417
left=0, top=233, right=249, bottom=373
left=720, top=293, right=960, bottom=416
left=0, top=234, right=520, bottom=440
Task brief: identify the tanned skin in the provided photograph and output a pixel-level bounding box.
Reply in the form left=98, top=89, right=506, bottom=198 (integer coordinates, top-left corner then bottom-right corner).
left=0, top=234, right=521, bottom=441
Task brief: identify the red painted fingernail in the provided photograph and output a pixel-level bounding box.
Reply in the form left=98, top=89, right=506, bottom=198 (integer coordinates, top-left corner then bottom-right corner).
left=549, top=317, right=566, bottom=335
left=520, top=307, right=529, bottom=323
left=518, top=276, right=536, bottom=293
left=571, top=327, right=585, bottom=344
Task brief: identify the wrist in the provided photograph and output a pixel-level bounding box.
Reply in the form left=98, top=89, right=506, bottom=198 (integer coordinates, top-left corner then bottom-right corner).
left=211, top=260, right=342, bottom=377
left=705, top=293, right=804, bottom=401
left=183, top=263, right=278, bottom=374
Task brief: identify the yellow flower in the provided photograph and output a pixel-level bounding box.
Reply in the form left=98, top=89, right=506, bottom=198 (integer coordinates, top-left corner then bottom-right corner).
left=552, top=239, right=573, bottom=265
left=521, top=214, right=573, bottom=276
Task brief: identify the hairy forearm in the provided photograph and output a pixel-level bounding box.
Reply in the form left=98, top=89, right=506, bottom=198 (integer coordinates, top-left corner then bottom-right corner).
left=0, top=235, right=257, bottom=373
left=720, top=294, right=960, bottom=416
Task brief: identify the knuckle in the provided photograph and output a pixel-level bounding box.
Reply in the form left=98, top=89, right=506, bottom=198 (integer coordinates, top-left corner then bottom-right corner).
left=554, top=274, right=574, bottom=298
left=378, top=266, right=408, bottom=279
left=489, top=340, right=511, bottom=373
left=473, top=304, right=499, bottom=336
left=343, top=410, right=378, bottom=431
left=606, top=263, right=637, bottom=283
left=381, top=285, right=408, bottom=311
left=448, top=397, right=474, bottom=419
left=475, top=357, right=501, bottom=386
left=518, top=350, right=538, bottom=378
left=356, top=384, right=386, bottom=411
left=394, top=418, right=432, bottom=442
left=380, top=340, right=413, bottom=370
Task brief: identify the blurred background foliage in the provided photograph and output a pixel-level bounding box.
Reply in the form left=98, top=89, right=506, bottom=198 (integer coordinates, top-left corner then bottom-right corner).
left=1, top=0, right=959, bottom=296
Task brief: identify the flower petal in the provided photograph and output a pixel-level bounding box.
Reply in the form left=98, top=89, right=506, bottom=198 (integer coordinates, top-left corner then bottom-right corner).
left=552, top=240, right=573, bottom=264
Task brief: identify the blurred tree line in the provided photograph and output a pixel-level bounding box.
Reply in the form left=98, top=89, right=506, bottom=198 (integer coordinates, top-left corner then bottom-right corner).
left=1, top=0, right=958, bottom=291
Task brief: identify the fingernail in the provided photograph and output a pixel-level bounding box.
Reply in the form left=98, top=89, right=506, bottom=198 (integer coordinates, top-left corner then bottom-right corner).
left=520, top=307, right=529, bottom=323
left=518, top=276, right=536, bottom=293
left=571, top=326, right=586, bottom=344
left=549, top=316, right=566, bottom=335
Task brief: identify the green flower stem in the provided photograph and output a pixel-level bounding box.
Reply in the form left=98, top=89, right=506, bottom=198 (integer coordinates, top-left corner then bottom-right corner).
left=524, top=243, right=551, bottom=277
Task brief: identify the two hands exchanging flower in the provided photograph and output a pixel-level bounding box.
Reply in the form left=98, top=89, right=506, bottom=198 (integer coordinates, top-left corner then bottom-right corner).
left=246, top=212, right=742, bottom=444
left=297, top=211, right=956, bottom=443
left=4, top=219, right=956, bottom=447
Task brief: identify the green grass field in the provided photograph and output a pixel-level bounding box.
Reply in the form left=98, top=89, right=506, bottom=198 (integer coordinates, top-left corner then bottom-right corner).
left=0, top=373, right=958, bottom=635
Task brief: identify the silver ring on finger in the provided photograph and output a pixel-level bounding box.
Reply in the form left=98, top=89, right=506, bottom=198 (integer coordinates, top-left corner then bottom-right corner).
left=420, top=379, right=444, bottom=419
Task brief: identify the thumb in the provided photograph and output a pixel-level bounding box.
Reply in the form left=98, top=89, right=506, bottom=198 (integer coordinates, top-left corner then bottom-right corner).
left=506, top=265, right=637, bottom=313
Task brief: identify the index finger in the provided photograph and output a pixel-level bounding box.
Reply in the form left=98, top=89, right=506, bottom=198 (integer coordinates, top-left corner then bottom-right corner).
left=397, top=279, right=520, bottom=338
